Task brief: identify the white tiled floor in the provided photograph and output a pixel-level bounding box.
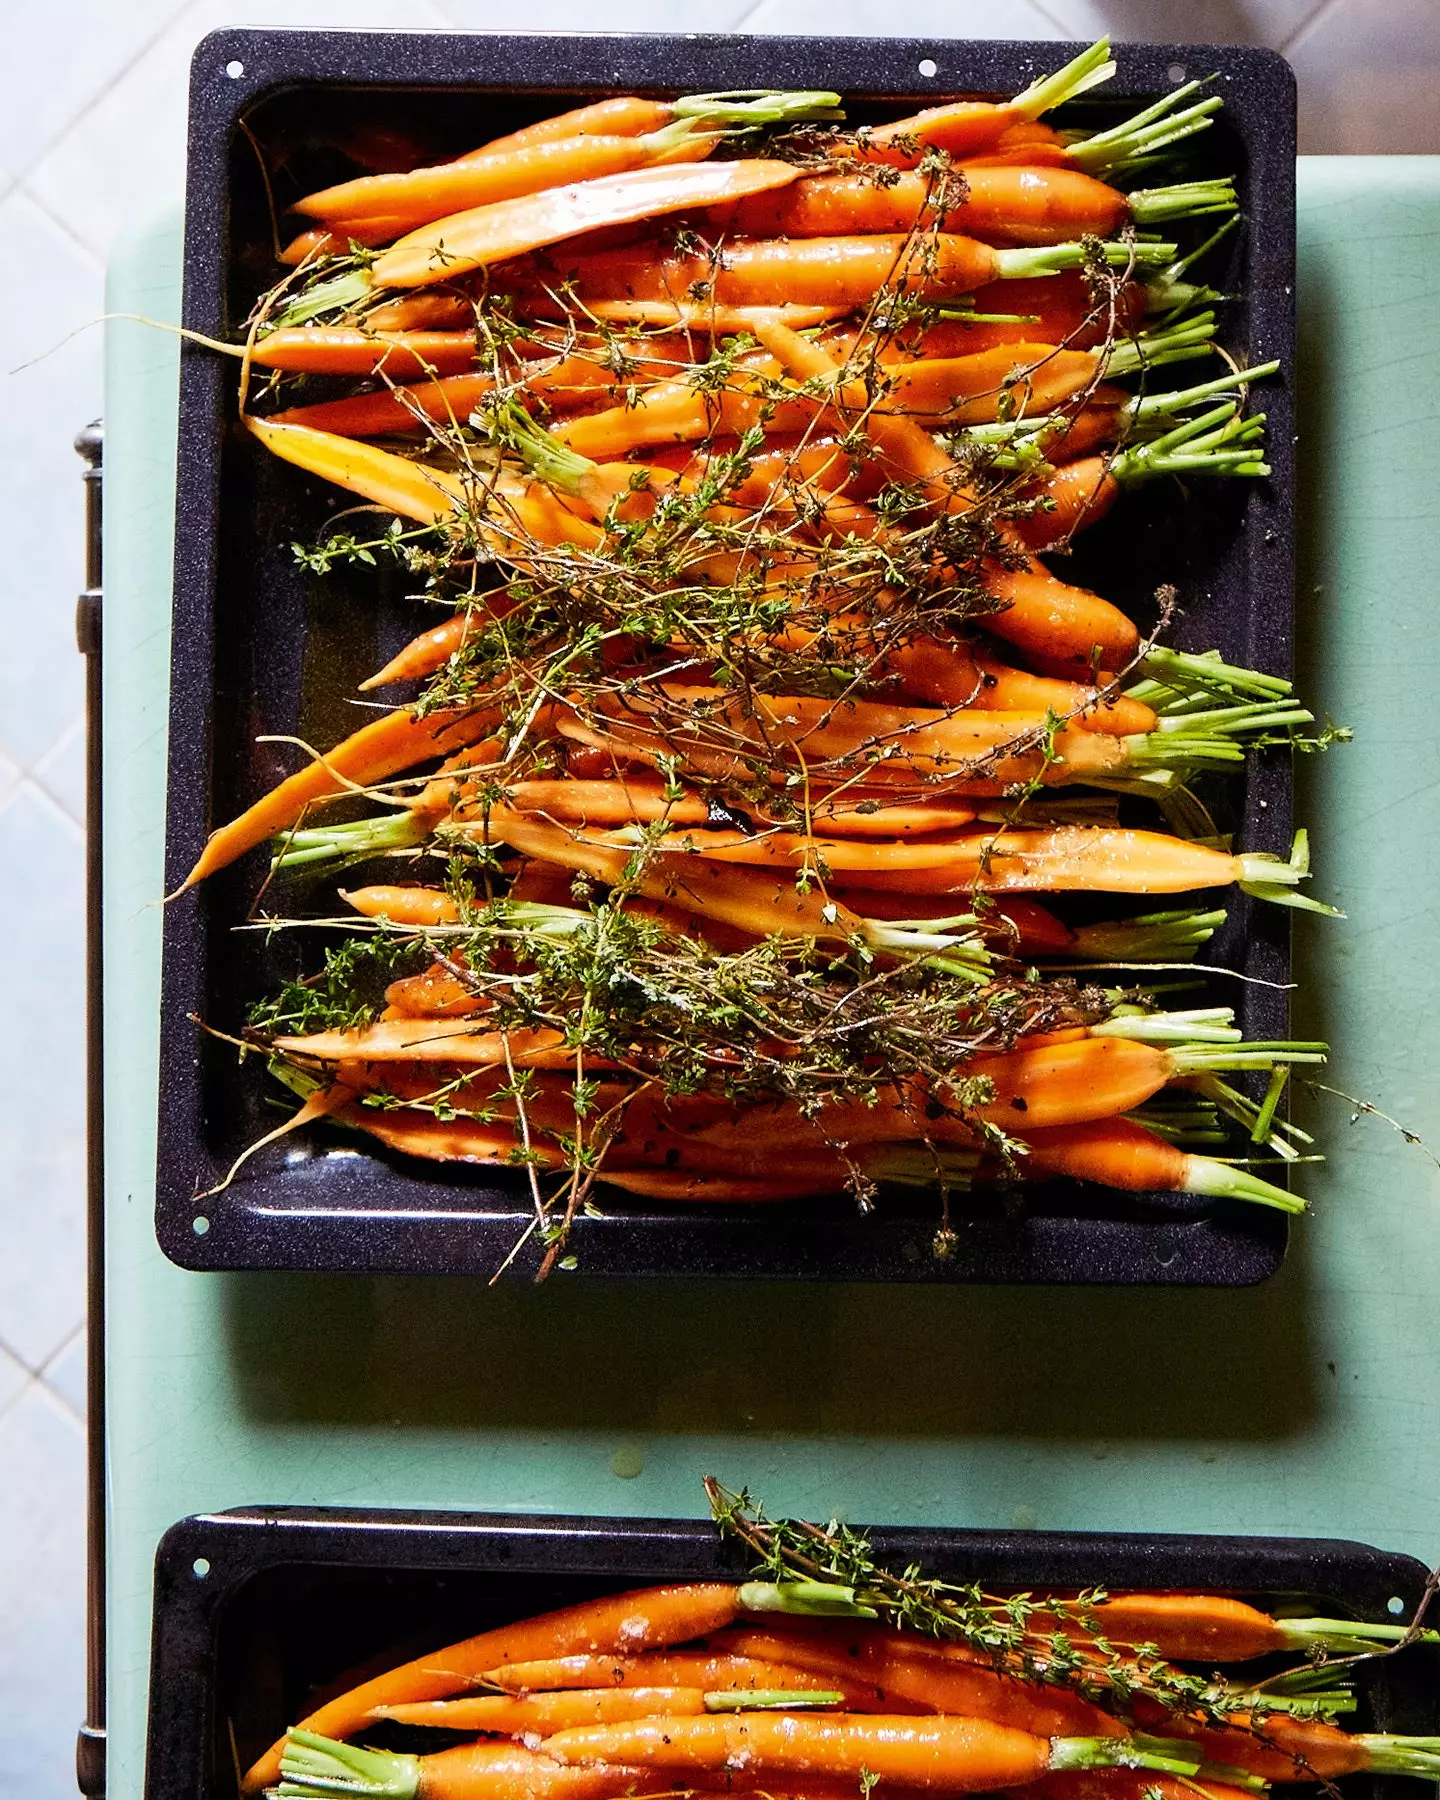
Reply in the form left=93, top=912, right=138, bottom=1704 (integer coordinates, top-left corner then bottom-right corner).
left=1, top=1, right=1436, bottom=1794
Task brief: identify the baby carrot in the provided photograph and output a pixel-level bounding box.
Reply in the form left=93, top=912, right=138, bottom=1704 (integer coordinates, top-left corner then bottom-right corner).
left=716, top=167, right=1233, bottom=249
left=241, top=1585, right=748, bottom=1789
left=488, top=1651, right=879, bottom=1696
left=373, top=1688, right=714, bottom=1732
left=525, top=231, right=1169, bottom=314
left=343, top=886, right=461, bottom=926
left=474, top=97, right=675, bottom=160
left=1040, top=1594, right=1440, bottom=1664
left=250, top=328, right=483, bottom=377
left=181, top=704, right=495, bottom=888
left=360, top=613, right=477, bottom=690
left=371, top=158, right=805, bottom=288
left=1026, top=1775, right=1257, bottom=1800
left=277, top=1732, right=678, bottom=1800
left=537, top=1713, right=1197, bottom=1789
left=1017, top=1118, right=1303, bottom=1213
left=838, top=40, right=1115, bottom=166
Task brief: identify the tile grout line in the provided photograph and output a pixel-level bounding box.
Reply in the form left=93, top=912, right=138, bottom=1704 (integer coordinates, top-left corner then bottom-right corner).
left=13, top=178, right=107, bottom=271
left=7, top=0, right=200, bottom=197
left=36, top=1323, right=86, bottom=1422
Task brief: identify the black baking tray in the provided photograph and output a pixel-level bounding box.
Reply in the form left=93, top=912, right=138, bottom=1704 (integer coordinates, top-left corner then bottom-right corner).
left=157, top=31, right=1297, bottom=1281
left=144, top=1508, right=1438, bottom=1800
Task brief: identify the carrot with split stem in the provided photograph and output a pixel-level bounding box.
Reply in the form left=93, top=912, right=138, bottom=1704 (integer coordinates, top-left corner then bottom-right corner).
left=370, top=158, right=807, bottom=288
left=471, top=97, right=676, bottom=161
left=242, top=1584, right=751, bottom=1790
left=536, top=1713, right=1200, bottom=1789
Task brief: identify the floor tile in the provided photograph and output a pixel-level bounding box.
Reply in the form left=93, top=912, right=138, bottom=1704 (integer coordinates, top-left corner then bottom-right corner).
left=0, top=0, right=188, bottom=185
left=32, top=715, right=87, bottom=829
left=25, top=0, right=452, bottom=264
left=0, top=1345, right=30, bottom=1419
left=1030, top=0, right=1324, bottom=50
left=0, top=188, right=98, bottom=771
left=0, top=1383, right=86, bottom=1800
left=0, top=786, right=85, bottom=1372
left=40, top=1329, right=87, bottom=1421
left=744, top=0, right=1064, bottom=37
left=1288, top=0, right=1440, bottom=152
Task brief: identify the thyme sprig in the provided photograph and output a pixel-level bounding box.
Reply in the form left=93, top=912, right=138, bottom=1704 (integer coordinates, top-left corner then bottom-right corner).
left=703, top=1479, right=1331, bottom=1728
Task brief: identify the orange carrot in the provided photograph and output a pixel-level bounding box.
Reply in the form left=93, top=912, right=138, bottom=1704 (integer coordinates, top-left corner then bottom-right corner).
left=836, top=826, right=1262, bottom=897
left=272, top=1021, right=580, bottom=1067
left=374, top=1688, right=714, bottom=1732
left=885, top=641, right=1154, bottom=735
left=470, top=809, right=868, bottom=943
left=182, top=705, right=495, bottom=887
left=244, top=1585, right=747, bottom=1790
left=538, top=1712, right=1139, bottom=1790
left=836, top=891, right=1076, bottom=955
left=250, top=328, right=482, bottom=376
left=280, top=217, right=412, bottom=263
left=279, top=1734, right=678, bottom=1800
left=1016, top=457, right=1121, bottom=549
left=710, top=1625, right=1119, bottom=1739
left=343, top=886, right=460, bottom=927
left=294, top=127, right=723, bottom=228
left=1025, top=1775, right=1257, bottom=1800
left=474, top=98, right=675, bottom=162
left=487, top=1652, right=878, bottom=1696
left=361, top=613, right=478, bottom=690
left=367, top=292, right=477, bottom=330
left=717, top=166, right=1134, bottom=248
left=371, top=159, right=804, bottom=288
left=598, top=1168, right=827, bottom=1202
left=527, top=232, right=1003, bottom=312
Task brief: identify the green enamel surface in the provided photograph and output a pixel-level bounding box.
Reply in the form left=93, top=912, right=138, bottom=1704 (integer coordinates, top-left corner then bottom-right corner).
left=105, top=162, right=1440, bottom=1798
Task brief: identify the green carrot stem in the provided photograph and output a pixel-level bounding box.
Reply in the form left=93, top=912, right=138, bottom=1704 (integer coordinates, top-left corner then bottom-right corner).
left=1093, top=1006, right=1240, bottom=1046
left=1047, top=1735, right=1200, bottom=1777
left=1141, top=276, right=1221, bottom=316
left=1180, top=1157, right=1305, bottom=1215
left=1238, top=829, right=1343, bottom=916
left=704, top=1690, right=845, bottom=1710
left=1131, top=645, right=1293, bottom=702
left=1168, top=1042, right=1328, bottom=1074
left=1103, top=312, right=1216, bottom=377
left=1070, top=908, right=1226, bottom=964
left=1065, top=85, right=1221, bottom=173
left=1012, top=38, right=1117, bottom=118
left=871, top=1147, right=981, bottom=1189
left=737, top=1579, right=876, bottom=1618
left=990, top=238, right=1179, bottom=280
left=1161, top=211, right=1241, bottom=283
left=269, top=270, right=374, bottom=329
left=1126, top=178, right=1238, bottom=226
left=669, top=88, right=845, bottom=126
left=1353, top=1737, right=1440, bottom=1777
left=273, top=809, right=429, bottom=871
left=1250, top=1066, right=1289, bottom=1146
left=277, top=1731, right=419, bottom=1800
left=1186, top=1075, right=1315, bottom=1159
left=1276, top=1616, right=1440, bottom=1654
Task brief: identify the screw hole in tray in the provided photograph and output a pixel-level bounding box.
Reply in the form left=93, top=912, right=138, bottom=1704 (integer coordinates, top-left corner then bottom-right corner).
left=1168, top=62, right=1188, bottom=83
left=1389, top=1594, right=1408, bottom=1615
left=917, top=57, right=938, bottom=78
left=225, top=59, right=245, bottom=79
left=193, top=1557, right=211, bottom=1579
left=192, top=1214, right=210, bottom=1236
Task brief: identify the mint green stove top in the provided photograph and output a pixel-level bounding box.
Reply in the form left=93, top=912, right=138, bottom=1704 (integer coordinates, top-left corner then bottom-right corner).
left=103, top=160, right=1440, bottom=1800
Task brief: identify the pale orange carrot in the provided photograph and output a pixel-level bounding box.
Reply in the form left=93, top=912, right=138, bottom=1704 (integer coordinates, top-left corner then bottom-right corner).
left=372, top=1688, right=714, bottom=1732
left=487, top=1652, right=877, bottom=1696
left=342, top=885, right=460, bottom=926
left=361, top=613, right=478, bottom=690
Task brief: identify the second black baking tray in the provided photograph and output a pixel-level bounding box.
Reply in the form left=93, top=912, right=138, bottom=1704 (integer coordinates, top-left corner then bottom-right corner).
left=156, top=30, right=1297, bottom=1282
left=145, top=1508, right=1439, bottom=1800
